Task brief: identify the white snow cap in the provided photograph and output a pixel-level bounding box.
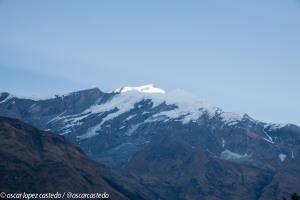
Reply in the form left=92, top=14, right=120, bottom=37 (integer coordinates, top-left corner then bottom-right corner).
left=114, top=84, right=165, bottom=94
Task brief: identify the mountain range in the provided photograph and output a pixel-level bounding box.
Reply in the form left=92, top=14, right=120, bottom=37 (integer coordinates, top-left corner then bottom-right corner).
left=0, top=84, right=299, bottom=199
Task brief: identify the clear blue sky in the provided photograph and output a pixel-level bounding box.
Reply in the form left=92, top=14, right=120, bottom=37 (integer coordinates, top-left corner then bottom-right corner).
left=0, top=0, right=299, bottom=125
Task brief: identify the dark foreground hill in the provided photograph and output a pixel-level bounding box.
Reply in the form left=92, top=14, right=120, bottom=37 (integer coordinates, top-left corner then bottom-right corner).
left=0, top=116, right=156, bottom=200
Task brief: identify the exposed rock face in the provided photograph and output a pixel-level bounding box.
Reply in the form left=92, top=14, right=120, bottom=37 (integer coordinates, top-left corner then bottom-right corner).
left=0, top=88, right=299, bottom=199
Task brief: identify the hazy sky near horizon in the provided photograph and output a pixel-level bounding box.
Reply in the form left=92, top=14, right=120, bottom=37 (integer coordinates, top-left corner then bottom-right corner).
left=0, top=0, right=300, bottom=125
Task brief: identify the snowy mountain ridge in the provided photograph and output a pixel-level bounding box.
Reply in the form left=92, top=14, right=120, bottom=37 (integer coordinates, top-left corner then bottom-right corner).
left=0, top=85, right=289, bottom=140
left=22, top=85, right=286, bottom=140
left=45, top=86, right=251, bottom=138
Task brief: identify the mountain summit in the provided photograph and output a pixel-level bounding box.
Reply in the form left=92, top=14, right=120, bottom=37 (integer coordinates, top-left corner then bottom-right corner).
left=114, top=84, right=166, bottom=94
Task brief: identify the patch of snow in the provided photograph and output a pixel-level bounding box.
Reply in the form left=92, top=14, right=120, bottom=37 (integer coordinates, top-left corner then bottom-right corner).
left=263, top=138, right=274, bottom=144
left=124, top=114, right=136, bottom=121
left=119, top=125, right=126, bottom=129
left=279, top=153, right=287, bottom=162
left=222, top=139, right=225, bottom=148
left=62, top=112, right=91, bottom=124
left=60, top=129, right=72, bottom=135
left=263, top=130, right=275, bottom=144
left=125, top=124, right=140, bottom=136
left=114, top=84, right=165, bottom=94
left=292, top=151, right=295, bottom=159
left=221, top=150, right=248, bottom=160
left=150, top=90, right=219, bottom=124
left=220, top=112, right=244, bottom=126
left=47, top=111, right=67, bottom=124
left=63, top=120, right=83, bottom=129
left=77, top=123, right=103, bottom=140
left=264, top=123, right=287, bottom=131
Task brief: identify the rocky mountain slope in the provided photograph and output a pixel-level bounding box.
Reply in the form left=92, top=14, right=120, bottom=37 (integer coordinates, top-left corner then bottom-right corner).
left=0, top=85, right=299, bottom=199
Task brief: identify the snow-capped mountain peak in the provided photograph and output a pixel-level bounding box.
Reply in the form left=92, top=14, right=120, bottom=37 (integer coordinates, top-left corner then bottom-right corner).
left=114, top=84, right=165, bottom=94
left=0, top=87, right=290, bottom=141
left=72, top=89, right=252, bottom=139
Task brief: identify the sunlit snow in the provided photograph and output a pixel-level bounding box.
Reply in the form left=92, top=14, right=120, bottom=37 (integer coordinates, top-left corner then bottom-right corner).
left=221, top=150, right=248, bottom=160
left=114, top=84, right=165, bottom=94
left=279, top=153, right=287, bottom=162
